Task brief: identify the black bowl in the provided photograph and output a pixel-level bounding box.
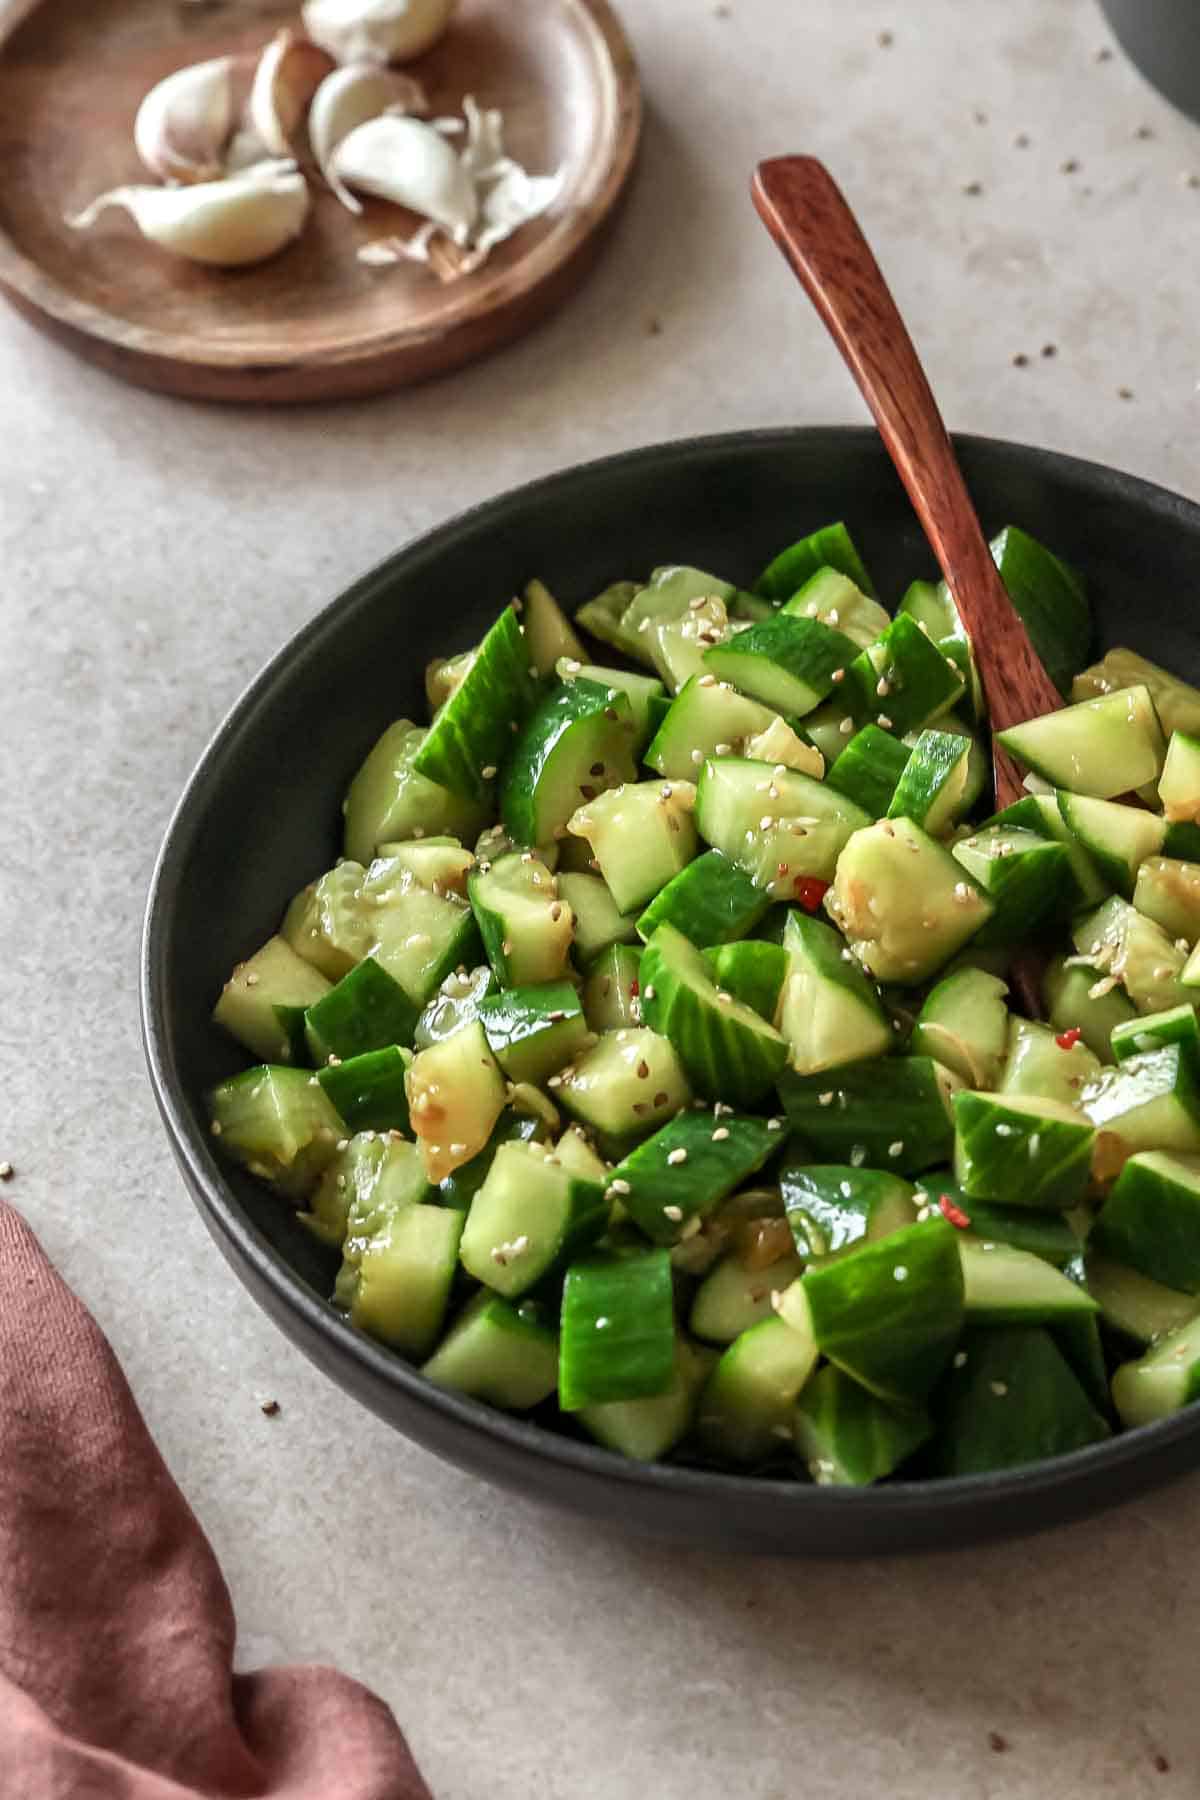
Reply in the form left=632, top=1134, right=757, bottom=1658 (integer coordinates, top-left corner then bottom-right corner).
left=142, top=427, right=1200, bottom=1555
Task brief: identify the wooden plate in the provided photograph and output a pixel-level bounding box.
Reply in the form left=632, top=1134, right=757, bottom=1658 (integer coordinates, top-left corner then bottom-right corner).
left=0, top=0, right=641, bottom=402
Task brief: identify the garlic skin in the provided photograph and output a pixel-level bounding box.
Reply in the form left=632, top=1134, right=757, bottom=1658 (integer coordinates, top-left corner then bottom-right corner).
left=67, top=161, right=310, bottom=268
left=133, top=55, right=237, bottom=183
left=302, top=0, right=457, bottom=67
left=332, top=114, right=477, bottom=240
left=308, top=64, right=429, bottom=212
left=248, top=29, right=335, bottom=157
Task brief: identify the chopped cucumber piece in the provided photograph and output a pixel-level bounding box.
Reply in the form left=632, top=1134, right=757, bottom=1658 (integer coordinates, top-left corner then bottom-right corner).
left=989, top=525, right=1090, bottom=697
left=638, top=850, right=770, bottom=948
left=999, top=1016, right=1100, bottom=1106
left=304, top=955, right=420, bottom=1063
left=1081, top=1045, right=1200, bottom=1169
left=936, top=1327, right=1110, bottom=1474
left=754, top=522, right=877, bottom=602
left=649, top=594, right=731, bottom=692
left=952, top=1090, right=1095, bottom=1210
left=913, top=967, right=1009, bottom=1090
left=1056, top=792, right=1165, bottom=899
left=574, top=579, right=646, bottom=664
left=695, top=1309, right=819, bottom=1464
left=343, top=720, right=488, bottom=865
left=825, top=724, right=911, bottom=819
left=959, top=1238, right=1099, bottom=1322
left=794, top=1364, right=932, bottom=1486
left=781, top=1164, right=916, bottom=1258
left=703, top=940, right=790, bottom=1022
left=460, top=1139, right=607, bottom=1297
left=1043, top=953, right=1137, bottom=1061
left=886, top=729, right=971, bottom=835
left=1133, top=857, right=1200, bottom=945
left=478, top=980, right=589, bottom=1086
left=406, top=1020, right=506, bottom=1184
left=914, top=1174, right=1081, bottom=1265
left=1113, top=1315, right=1200, bottom=1427
left=644, top=674, right=778, bottom=781
left=1072, top=895, right=1190, bottom=1016
left=423, top=1292, right=558, bottom=1410
left=305, top=1129, right=430, bottom=1249
left=898, top=577, right=982, bottom=720
left=581, top=943, right=642, bottom=1032
left=984, top=793, right=1107, bottom=910
left=213, top=936, right=331, bottom=1064
left=1091, top=1150, right=1200, bottom=1292
left=470, top=852, right=575, bottom=988
left=208, top=1065, right=343, bottom=1199
left=557, top=1028, right=692, bottom=1151
left=281, top=861, right=372, bottom=981
left=778, top=1056, right=956, bottom=1175
left=702, top=615, right=860, bottom=718
left=641, top=922, right=788, bottom=1106
left=620, top=565, right=736, bottom=638
left=337, top=1197, right=462, bottom=1359
left=578, top=1335, right=713, bottom=1460
left=690, top=1249, right=806, bottom=1344
left=567, top=780, right=698, bottom=915
left=998, top=686, right=1166, bottom=799
left=826, top=817, right=993, bottom=985
left=843, top=613, right=964, bottom=735
left=777, top=911, right=892, bottom=1075
left=802, top=1217, right=964, bottom=1405
left=559, top=660, right=665, bottom=747
left=1159, top=729, right=1200, bottom=824
left=363, top=861, right=482, bottom=1011
left=412, top=605, right=537, bottom=801
left=559, top=1249, right=676, bottom=1409
left=501, top=679, right=637, bottom=848
left=695, top=755, right=870, bottom=891
left=317, top=1045, right=412, bottom=1134
left=606, top=1110, right=779, bottom=1245
left=521, top=578, right=587, bottom=674
left=436, top=1107, right=545, bottom=1213
left=779, top=565, right=891, bottom=647
left=951, top=826, right=1072, bottom=947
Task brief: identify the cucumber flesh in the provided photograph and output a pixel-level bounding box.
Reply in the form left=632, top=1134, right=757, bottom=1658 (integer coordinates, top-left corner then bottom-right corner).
left=578, top=1335, right=713, bottom=1460
left=777, top=910, right=892, bottom=1075
left=999, top=686, right=1166, bottom=799
left=423, top=1292, right=558, bottom=1410
left=405, top=1019, right=507, bottom=1184
left=521, top=578, right=587, bottom=674
left=695, top=1309, right=819, bottom=1464
left=641, top=921, right=788, bottom=1107
left=557, top=1028, right=692, bottom=1151
left=794, top=1364, right=932, bottom=1486
left=695, top=755, right=870, bottom=893
left=1133, top=857, right=1200, bottom=945
left=558, top=872, right=639, bottom=962
left=644, top=674, right=778, bottom=782
left=781, top=1163, right=916, bottom=1258
left=343, top=720, right=488, bottom=865
left=470, top=852, right=575, bottom=988
left=999, top=1016, right=1100, bottom=1106
left=581, top=944, right=643, bottom=1032
left=779, top=566, right=891, bottom=648
left=568, top=780, right=698, bottom=916
left=213, top=936, right=331, bottom=1064
left=690, top=1250, right=806, bottom=1344
left=826, top=816, right=993, bottom=985
left=459, top=1139, right=607, bottom=1297
left=959, top=1238, right=1099, bottom=1322
left=912, top=967, right=1008, bottom=1090
left=208, top=1065, right=343, bottom=1199
left=477, top=980, right=589, bottom=1086
left=337, top=1198, right=462, bottom=1359
left=501, top=679, right=637, bottom=848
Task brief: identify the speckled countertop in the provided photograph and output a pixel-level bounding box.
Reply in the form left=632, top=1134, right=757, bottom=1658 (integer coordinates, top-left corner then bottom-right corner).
left=5, top=0, right=1200, bottom=1793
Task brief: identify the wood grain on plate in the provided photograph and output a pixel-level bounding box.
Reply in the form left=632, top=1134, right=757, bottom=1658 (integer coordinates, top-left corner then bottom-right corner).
left=0, top=0, right=641, bottom=402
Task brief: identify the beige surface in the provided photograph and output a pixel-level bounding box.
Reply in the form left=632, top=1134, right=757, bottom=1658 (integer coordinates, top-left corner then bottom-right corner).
left=3, top=0, right=1200, bottom=1793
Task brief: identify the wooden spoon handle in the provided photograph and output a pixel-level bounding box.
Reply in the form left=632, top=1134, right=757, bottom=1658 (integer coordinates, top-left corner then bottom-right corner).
left=751, top=155, right=1061, bottom=752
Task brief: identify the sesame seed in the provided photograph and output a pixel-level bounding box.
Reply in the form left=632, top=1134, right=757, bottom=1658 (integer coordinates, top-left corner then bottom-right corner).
left=839, top=717, right=854, bottom=735
left=449, top=1141, right=467, bottom=1154
left=767, top=1117, right=783, bottom=1131
left=893, top=1265, right=909, bottom=1281
left=818, top=1091, right=835, bottom=1107
left=769, top=1290, right=784, bottom=1314
left=759, top=815, right=775, bottom=831
left=502, top=938, right=513, bottom=955
left=691, top=749, right=704, bottom=765
left=875, top=677, right=890, bottom=697
left=990, top=1380, right=1009, bottom=1398
left=698, top=674, right=717, bottom=688
left=953, top=1351, right=968, bottom=1369
left=564, top=659, right=582, bottom=674
left=888, top=1140, right=904, bottom=1158
left=595, top=1315, right=610, bottom=1330
left=644, top=985, right=656, bottom=1001
left=550, top=903, right=563, bottom=922
left=653, top=1091, right=669, bottom=1107
left=209, top=1121, right=222, bottom=1137
left=480, top=765, right=497, bottom=780
left=715, top=742, right=733, bottom=756
left=877, top=714, right=893, bottom=730
left=663, top=1203, right=684, bottom=1220
left=830, top=668, right=846, bottom=684
left=667, top=1147, right=688, bottom=1167
left=610, top=1178, right=631, bottom=1195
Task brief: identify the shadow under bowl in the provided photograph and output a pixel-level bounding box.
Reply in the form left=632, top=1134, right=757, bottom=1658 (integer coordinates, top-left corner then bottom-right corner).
left=142, top=426, right=1200, bottom=1555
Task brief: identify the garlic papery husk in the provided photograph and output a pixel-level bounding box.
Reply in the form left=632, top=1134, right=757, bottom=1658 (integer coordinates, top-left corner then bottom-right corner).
left=332, top=114, right=477, bottom=241
left=67, top=161, right=310, bottom=268
left=133, top=55, right=238, bottom=183
left=302, top=0, right=457, bottom=67
left=473, top=161, right=564, bottom=257
left=248, top=28, right=336, bottom=157
left=308, top=64, right=429, bottom=211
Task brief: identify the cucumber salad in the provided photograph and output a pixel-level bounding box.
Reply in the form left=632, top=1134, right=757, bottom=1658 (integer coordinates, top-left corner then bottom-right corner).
left=208, top=519, right=1200, bottom=1485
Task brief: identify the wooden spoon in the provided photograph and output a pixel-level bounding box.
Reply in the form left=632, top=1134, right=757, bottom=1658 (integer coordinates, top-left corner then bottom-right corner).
left=751, top=154, right=1061, bottom=808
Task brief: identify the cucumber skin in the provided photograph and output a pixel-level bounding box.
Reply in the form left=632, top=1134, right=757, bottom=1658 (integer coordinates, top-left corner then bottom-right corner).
left=777, top=1057, right=955, bottom=1176
left=826, top=726, right=911, bottom=819
left=704, top=941, right=790, bottom=1022
left=317, top=1046, right=412, bottom=1134
left=641, top=923, right=789, bottom=1108
left=1090, top=1152, right=1200, bottom=1294
left=500, top=678, right=635, bottom=847
left=755, top=522, right=877, bottom=602
left=559, top=1250, right=677, bottom=1410
left=935, top=1326, right=1110, bottom=1476
left=637, top=850, right=770, bottom=949
left=412, top=606, right=537, bottom=801
left=795, top=1364, right=932, bottom=1485
left=608, top=1111, right=780, bottom=1245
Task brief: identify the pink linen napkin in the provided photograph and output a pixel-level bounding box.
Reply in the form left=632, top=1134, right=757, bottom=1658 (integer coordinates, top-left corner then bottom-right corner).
left=0, top=1199, right=432, bottom=1799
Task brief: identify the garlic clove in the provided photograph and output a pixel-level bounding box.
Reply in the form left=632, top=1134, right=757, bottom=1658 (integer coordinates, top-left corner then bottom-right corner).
left=133, top=55, right=238, bottom=183
left=308, top=63, right=428, bottom=212
left=302, top=0, right=457, bottom=68
left=67, top=161, right=310, bottom=268
left=248, top=28, right=335, bottom=157
left=473, top=162, right=563, bottom=257
left=332, top=113, right=477, bottom=241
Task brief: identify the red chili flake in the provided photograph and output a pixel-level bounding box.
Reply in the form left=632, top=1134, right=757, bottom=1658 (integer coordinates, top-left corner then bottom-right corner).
left=1055, top=1027, right=1082, bottom=1050
left=793, top=876, right=830, bottom=913
left=939, top=1193, right=971, bottom=1230
left=629, top=980, right=640, bottom=998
